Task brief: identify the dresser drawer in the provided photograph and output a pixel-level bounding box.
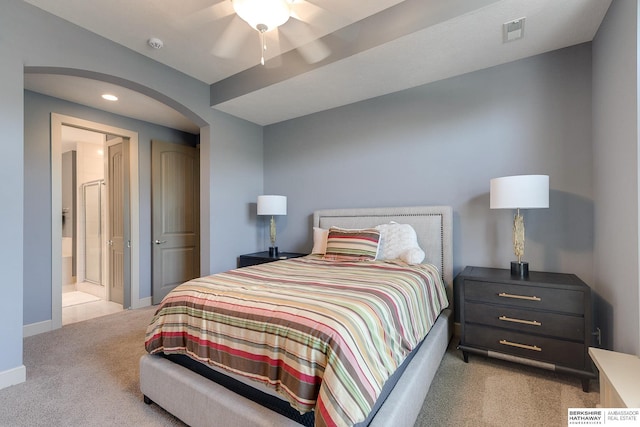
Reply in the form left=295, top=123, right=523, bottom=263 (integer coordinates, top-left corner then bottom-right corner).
left=464, top=301, right=584, bottom=341
left=464, top=280, right=584, bottom=314
left=464, top=324, right=585, bottom=370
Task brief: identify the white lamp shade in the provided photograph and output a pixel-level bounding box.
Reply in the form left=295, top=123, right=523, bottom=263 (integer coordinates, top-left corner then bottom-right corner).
left=233, top=0, right=291, bottom=31
left=490, top=175, right=549, bottom=209
left=257, top=195, right=287, bottom=216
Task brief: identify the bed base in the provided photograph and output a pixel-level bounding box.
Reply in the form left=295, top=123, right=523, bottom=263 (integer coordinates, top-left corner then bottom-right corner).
left=141, top=205, right=454, bottom=426
left=140, top=308, right=452, bottom=427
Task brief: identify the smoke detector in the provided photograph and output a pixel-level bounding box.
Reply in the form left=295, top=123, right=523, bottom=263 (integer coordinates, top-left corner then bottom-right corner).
left=147, top=37, right=164, bottom=50
left=503, top=17, right=525, bottom=43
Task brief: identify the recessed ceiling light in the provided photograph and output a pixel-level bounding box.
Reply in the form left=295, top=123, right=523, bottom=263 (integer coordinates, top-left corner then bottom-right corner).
left=102, top=94, right=118, bottom=101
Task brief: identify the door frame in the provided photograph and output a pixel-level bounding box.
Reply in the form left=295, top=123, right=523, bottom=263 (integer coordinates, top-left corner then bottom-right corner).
left=51, top=113, right=141, bottom=330
left=105, top=136, right=125, bottom=304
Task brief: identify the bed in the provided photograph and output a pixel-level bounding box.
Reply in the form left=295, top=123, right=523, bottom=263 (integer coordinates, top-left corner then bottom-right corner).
left=140, top=205, right=453, bottom=427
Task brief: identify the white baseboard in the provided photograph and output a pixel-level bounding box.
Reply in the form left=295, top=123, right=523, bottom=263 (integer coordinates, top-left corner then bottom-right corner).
left=23, top=319, right=53, bottom=338
left=24, top=299, right=152, bottom=337
left=0, top=365, right=26, bottom=391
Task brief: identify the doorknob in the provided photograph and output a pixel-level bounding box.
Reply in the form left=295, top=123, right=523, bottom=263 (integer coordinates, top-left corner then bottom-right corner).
left=154, top=240, right=167, bottom=245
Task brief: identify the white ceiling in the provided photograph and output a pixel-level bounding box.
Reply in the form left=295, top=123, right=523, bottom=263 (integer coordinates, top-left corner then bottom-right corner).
left=25, top=74, right=202, bottom=134
left=22, top=0, right=611, bottom=130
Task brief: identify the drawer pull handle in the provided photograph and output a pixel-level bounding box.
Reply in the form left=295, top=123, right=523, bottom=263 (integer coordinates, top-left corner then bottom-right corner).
left=499, top=339, right=542, bottom=352
left=498, top=292, right=541, bottom=302
left=499, top=315, right=541, bottom=326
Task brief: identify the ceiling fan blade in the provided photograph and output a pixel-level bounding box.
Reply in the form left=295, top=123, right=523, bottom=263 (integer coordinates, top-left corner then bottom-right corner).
left=296, top=38, right=331, bottom=64
left=279, top=18, right=331, bottom=64
left=290, top=1, right=336, bottom=30
left=263, top=29, right=284, bottom=68
left=210, top=16, right=254, bottom=59
left=167, top=1, right=234, bottom=30
left=294, top=0, right=359, bottom=27
left=300, top=0, right=373, bottom=22
left=264, top=51, right=283, bottom=68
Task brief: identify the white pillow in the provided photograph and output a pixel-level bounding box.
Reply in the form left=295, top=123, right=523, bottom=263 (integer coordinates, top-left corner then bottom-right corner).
left=311, top=227, right=329, bottom=255
left=375, top=222, right=425, bottom=264
left=399, top=246, right=426, bottom=264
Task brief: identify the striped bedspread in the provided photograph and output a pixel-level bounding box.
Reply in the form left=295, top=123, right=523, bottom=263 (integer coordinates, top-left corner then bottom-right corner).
left=145, top=256, right=448, bottom=427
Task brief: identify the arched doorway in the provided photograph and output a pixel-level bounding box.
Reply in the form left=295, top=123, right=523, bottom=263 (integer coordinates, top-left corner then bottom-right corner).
left=24, top=67, right=208, bottom=332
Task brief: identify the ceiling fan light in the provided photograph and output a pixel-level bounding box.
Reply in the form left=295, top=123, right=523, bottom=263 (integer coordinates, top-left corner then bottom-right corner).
left=233, top=0, right=291, bottom=32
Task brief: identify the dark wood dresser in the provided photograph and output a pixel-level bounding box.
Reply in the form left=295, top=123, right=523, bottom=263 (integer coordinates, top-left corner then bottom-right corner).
left=457, top=266, right=595, bottom=391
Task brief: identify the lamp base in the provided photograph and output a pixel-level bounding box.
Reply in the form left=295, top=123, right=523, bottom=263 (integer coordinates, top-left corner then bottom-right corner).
left=511, top=261, right=529, bottom=278
left=268, top=246, right=279, bottom=257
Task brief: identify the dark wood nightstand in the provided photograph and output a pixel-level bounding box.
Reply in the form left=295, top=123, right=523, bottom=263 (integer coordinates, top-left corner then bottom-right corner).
left=238, top=251, right=307, bottom=268
left=457, top=266, right=596, bottom=392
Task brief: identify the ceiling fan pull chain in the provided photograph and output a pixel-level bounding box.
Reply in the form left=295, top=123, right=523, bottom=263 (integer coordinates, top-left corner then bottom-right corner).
left=257, top=23, right=268, bottom=66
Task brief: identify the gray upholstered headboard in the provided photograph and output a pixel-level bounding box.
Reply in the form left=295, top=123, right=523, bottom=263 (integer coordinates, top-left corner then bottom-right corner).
left=313, top=206, right=453, bottom=303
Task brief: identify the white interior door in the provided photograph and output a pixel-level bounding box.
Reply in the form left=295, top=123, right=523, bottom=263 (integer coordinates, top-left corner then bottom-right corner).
left=107, top=137, right=130, bottom=306
left=151, top=140, right=199, bottom=304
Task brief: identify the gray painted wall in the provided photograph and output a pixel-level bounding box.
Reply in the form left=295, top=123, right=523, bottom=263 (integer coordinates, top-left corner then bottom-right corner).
left=592, top=0, right=640, bottom=355
left=208, top=112, right=265, bottom=264
left=24, top=90, right=198, bottom=325
left=264, top=44, right=594, bottom=291
left=0, top=31, right=25, bottom=377
left=2, top=0, right=263, bottom=384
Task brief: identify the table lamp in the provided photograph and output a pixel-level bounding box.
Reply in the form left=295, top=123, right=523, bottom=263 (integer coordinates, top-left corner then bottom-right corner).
left=257, top=195, right=287, bottom=257
left=490, top=175, right=549, bottom=277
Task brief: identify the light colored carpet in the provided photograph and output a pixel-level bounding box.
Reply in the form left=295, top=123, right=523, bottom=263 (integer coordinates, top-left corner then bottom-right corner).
left=414, top=340, right=600, bottom=427
left=0, top=307, right=599, bottom=427
left=0, top=306, right=185, bottom=427
left=61, top=291, right=100, bottom=307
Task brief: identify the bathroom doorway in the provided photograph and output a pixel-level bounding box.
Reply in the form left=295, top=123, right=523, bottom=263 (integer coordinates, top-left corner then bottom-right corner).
left=60, top=127, right=124, bottom=324
left=51, top=114, right=140, bottom=329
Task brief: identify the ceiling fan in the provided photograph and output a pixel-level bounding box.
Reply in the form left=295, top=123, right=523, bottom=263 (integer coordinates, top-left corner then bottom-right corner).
left=183, top=0, right=347, bottom=66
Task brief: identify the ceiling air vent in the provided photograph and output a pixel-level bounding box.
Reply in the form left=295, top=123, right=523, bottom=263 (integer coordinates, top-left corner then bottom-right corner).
left=503, top=17, right=525, bottom=43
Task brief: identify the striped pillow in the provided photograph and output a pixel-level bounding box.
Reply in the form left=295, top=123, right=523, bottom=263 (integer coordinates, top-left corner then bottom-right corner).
left=323, top=227, right=381, bottom=261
